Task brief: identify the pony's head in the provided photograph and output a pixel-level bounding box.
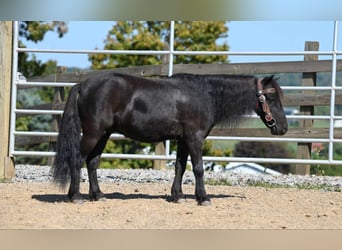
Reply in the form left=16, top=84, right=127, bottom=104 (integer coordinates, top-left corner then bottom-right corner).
left=255, top=76, right=288, bottom=135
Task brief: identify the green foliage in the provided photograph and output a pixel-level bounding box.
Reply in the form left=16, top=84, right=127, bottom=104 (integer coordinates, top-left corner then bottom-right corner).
left=18, top=22, right=64, bottom=78
left=100, top=140, right=153, bottom=169
left=173, top=21, right=229, bottom=64
left=310, top=143, right=342, bottom=176
left=205, top=178, right=233, bottom=186
left=19, top=21, right=67, bottom=42
left=89, top=21, right=228, bottom=69
left=317, top=166, right=342, bottom=176
left=18, top=49, right=46, bottom=78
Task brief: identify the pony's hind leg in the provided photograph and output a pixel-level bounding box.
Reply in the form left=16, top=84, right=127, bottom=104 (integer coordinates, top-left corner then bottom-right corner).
left=81, top=132, right=111, bottom=201
left=171, top=140, right=189, bottom=203
left=68, top=158, right=83, bottom=203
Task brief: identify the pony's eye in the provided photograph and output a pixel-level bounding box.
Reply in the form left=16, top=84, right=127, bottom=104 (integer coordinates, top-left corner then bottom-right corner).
left=265, top=94, right=276, bottom=101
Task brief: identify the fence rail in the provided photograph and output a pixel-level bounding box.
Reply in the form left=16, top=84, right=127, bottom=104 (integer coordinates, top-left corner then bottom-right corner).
left=23, top=59, right=342, bottom=82
left=9, top=21, right=342, bottom=173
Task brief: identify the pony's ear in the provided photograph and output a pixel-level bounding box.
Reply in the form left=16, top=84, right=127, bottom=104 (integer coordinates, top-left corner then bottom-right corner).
left=263, top=75, right=279, bottom=83
left=267, top=75, right=275, bottom=81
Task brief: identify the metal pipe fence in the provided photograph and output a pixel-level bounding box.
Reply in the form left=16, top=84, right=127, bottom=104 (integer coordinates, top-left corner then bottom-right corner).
left=9, top=21, right=342, bottom=166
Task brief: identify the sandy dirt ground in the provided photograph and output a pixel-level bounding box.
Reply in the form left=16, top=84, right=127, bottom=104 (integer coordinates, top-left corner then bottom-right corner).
left=0, top=182, right=341, bottom=229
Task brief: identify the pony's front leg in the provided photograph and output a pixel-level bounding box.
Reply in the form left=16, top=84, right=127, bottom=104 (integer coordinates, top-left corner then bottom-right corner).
left=192, top=158, right=211, bottom=206
left=187, top=136, right=211, bottom=206
left=87, top=154, right=105, bottom=201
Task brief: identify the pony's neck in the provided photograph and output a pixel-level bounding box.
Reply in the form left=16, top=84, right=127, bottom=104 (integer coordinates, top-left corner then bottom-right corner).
left=212, top=77, right=257, bottom=126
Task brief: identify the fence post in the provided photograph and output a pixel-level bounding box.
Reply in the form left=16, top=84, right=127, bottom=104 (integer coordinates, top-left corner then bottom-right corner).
left=47, top=66, right=66, bottom=166
left=0, top=21, right=15, bottom=180
left=294, top=41, right=319, bottom=175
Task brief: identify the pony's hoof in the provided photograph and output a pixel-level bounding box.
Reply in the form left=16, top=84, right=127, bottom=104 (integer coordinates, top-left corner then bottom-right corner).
left=98, top=197, right=106, bottom=202
left=89, top=192, right=105, bottom=201
left=69, top=193, right=83, bottom=204
left=71, top=199, right=84, bottom=205
left=199, top=200, right=211, bottom=206
left=173, top=198, right=186, bottom=204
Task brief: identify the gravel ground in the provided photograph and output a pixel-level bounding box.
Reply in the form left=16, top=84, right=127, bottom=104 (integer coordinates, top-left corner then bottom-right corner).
left=1, top=164, right=342, bottom=229
left=13, top=164, right=342, bottom=191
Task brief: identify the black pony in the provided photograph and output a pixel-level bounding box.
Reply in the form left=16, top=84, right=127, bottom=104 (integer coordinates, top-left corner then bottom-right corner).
left=52, top=73, right=288, bottom=205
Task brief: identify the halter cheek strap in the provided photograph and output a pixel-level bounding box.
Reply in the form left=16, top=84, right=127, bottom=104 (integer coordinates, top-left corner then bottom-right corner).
left=255, top=78, right=276, bottom=128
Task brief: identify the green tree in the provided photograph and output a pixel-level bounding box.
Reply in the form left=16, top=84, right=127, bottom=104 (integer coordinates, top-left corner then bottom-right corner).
left=89, top=21, right=229, bottom=169
left=18, top=21, right=67, bottom=77
left=89, top=21, right=228, bottom=69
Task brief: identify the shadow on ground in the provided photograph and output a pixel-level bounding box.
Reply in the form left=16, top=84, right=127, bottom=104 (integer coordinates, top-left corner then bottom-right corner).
left=32, top=192, right=246, bottom=203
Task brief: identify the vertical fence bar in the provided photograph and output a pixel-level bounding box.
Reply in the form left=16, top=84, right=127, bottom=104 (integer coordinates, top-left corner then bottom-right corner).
left=328, top=21, right=339, bottom=162
left=168, top=21, right=175, bottom=77
left=154, top=21, right=175, bottom=168
left=165, top=21, right=175, bottom=158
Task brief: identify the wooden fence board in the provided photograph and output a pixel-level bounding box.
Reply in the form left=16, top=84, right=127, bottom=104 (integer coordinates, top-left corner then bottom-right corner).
left=169, top=60, right=342, bottom=75
left=284, top=93, right=342, bottom=106
left=210, top=127, right=342, bottom=139
left=28, top=59, right=342, bottom=83
left=14, top=128, right=342, bottom=146
left=18, top=91, right=342, bottom=116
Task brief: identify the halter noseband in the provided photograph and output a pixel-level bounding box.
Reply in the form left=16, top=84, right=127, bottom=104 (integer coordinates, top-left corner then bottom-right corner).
left=255, top=78, right=277, bottom=128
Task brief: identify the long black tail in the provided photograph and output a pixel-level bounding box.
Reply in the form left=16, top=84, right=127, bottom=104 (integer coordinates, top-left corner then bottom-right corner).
left=51, top=83, right=82, bottom=190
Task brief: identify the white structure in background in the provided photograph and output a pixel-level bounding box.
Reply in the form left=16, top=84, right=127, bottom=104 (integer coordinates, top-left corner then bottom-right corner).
left=334, top=120, right=342, bottom=128
left=224, top=162, right=282, bottom=176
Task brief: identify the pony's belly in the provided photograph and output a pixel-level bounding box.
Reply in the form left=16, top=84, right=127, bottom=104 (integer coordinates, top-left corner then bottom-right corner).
left=117, top=121, right=183, bottom=143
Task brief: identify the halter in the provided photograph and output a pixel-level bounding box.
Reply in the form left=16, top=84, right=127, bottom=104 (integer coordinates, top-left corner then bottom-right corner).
left=255, top=78, right=277, bottom=128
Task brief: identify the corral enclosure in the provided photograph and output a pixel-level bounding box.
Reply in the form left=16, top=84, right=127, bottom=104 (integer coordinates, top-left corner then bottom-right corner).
left=4, top=21, right=342, bottom=177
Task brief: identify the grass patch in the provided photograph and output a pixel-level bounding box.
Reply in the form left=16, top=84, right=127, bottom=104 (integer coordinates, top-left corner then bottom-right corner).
left=205, top=178, right=341, bottom=192
left=205, top=178, right=233, bottom=186
left=0, top=178, right=13, bottom=184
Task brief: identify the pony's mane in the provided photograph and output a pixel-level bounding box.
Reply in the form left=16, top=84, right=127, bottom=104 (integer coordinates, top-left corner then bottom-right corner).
left=171, top=73, right=257, bottom=127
